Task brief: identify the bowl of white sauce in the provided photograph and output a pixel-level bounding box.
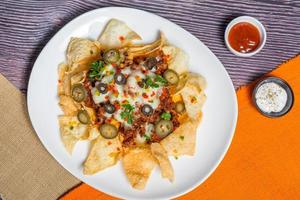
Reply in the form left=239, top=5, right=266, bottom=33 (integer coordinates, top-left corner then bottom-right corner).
left=252, top=77, right=294, bottom=117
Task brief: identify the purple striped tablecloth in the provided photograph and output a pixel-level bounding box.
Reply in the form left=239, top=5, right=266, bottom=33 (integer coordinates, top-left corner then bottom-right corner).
left=1, top=0, right=300, bottom=92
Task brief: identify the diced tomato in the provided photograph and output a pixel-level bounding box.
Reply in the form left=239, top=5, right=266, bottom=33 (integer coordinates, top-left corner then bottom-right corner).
left=119, top=36, right=125, bottom=41
left=142, top=93, right=148, bottom=98
left=114, top=103, right=120, bottom=110
left=116, top=68, right=121, bottom=73
left=107, top=141, right=112, bottom=145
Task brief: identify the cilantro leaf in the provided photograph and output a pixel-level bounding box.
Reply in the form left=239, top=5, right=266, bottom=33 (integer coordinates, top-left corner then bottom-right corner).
left=155, top=75, right=167, bottom=84
left=145, top=76, right=159, bottom=88
left=127, top=114, right=133, bottom=124
left=122, top=104, right=134, bottom=112
left=144, top=134, right=151, bottom=142
left=120, top=104, right=134, bottom=124
left=88, top=60, right=104, bottom=80
left=161, top=112, right=172, bottom=120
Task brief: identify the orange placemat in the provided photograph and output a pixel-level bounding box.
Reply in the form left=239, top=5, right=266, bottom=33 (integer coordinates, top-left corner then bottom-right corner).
left=61, top=55, right=300, bottom=200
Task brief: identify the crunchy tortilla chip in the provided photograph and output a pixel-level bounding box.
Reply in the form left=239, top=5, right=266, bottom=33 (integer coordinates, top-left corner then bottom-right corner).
left=83, top=135, right=122, bottom=174
left=162, top=45, right=188, bottom=75
left=58, top=63, right=68, bottom=95
left=59, top=95, right=79, bottom=115
left=180, top=84, right=206, bottom=121
left=71, top=71, right=86, bottom=85
left=186, top=73, right=207, bottom=91
left=123, top=147, right=157, bottom=190
left=59, top=116, right=89, bottom=154
left=127, top=32, right=165, bottom=59
left=175, top=72, right=189, bottom=93
left=61, top=133, right=78, bottom=155
left=176, top=73, right=207, bottom=92
left=150, top=143, right=174, bottom=182
left=98, top=19, right=141, bottom=49
left=160, top=120, right=198, bottom=156
left=63, top=73, right=72, bottom=96
left=87, top=126, right=100, bottom=140
left=67, top=37, right=100, bottom=71
left=84, top=106, right=96, bottom=123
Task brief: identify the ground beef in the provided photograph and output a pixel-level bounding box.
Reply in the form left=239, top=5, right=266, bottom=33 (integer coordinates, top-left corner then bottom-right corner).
left=96, top=106, right=105, bottom=125
left=121, top=127, right=137, bottom=147
left=158, top=88, right=175, bottom=111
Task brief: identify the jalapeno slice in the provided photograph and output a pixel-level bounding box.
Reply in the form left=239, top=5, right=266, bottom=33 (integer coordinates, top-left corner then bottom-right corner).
left=175, top=101, right=185, bottom=113
left=100, top=123, right=118, bottom=139
left=71, top=84, right=87, bottom=102
left=163, top=69, right=179, bottom=85
left=103, top=49, right=120, bottom=64
left=77, top=110, right=90, bottom=124
left=155, top=120, right=173, bottom=138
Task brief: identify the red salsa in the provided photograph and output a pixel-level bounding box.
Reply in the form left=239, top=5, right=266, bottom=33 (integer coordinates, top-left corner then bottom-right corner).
left=228, top=22, right=260, bottom=53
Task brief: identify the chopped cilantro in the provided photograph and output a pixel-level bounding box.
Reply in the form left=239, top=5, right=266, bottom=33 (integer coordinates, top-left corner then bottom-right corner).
left=145, top=76, right=159, bottom=88
left=155, top=75, right=167, bottom=84
left=88, top=60, right=104, bottom=81
left=69, top=126, right=74, bottom=130
left=120, top=111, right=127, bottom=119
left=179, top=135, right=184, bottom=141
left=174, top=156, right=178, bottom=160
left=161, top=112, right=172, bottom=120
left=120, top=104, right=135, bottom=124
left=145, top=75, right=167, bottom=88
left=122, top=104, right=134, bottom=112
left=144, top=134, right=151, bottom=142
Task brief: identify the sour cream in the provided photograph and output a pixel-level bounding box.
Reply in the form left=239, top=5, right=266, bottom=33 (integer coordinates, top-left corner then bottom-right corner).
left=255, top=82, right=288, bottom=113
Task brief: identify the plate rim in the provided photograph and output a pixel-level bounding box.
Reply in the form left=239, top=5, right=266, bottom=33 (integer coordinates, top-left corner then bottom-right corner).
left=27, top=6, right=238, bottom=200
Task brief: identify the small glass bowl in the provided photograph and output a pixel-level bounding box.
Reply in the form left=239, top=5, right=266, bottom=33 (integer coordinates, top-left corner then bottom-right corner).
left=252, top=76, right=294, bottom=118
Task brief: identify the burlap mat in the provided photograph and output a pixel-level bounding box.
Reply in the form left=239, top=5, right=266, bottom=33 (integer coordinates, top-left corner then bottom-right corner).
left=0, top=74, right=80, bottom=200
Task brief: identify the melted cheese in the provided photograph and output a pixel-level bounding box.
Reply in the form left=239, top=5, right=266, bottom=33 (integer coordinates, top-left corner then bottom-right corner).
left=91, top=66, right=163, bottom=126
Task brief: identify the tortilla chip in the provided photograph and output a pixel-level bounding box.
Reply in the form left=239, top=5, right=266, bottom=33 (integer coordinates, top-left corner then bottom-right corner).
left=150, top=143, right=174, bottom=182
left=67, top=37, right=100, bottom=71
left=175, top=72, right=189, bottom=92
left=83, top=135, right=122, bottom=174
left=61, top=133, right=78, bottom=155
left=180, top=84, right=206, bottom=121
left=71, top=71, right=86, bottom=85
left=84, top=106, right=96, bottom=123
left=122, top=147, right=157, bottom=190
left=127, top=32, right=166, bottom=59
left=161, top=120, right=198, bottom=156
left=63, top=73, right=72, bottom=96
left=162, top=45, right=188, bottom=75
left=186, top=73, right=207, bottom=91
left=98, top=19, right=141, bottom=49
left=87, top=126, right=100, bottom=140
left=59, top=95, right=79, bottom=115
left=59, top=116, right=89, bottom=154
left=58, top=63, right=68, bottom=95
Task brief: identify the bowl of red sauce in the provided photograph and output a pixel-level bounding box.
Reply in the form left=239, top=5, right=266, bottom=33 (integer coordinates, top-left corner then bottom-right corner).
left=225, top=16, right=266, bottom=57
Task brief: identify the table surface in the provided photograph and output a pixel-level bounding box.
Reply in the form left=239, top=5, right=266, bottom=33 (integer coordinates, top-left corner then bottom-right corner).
left=1, top=0, right=299, bottom=93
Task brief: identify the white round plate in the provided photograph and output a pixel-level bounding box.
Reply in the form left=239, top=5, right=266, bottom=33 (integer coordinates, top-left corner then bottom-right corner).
left=27, top=7, right=238, bottom=200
